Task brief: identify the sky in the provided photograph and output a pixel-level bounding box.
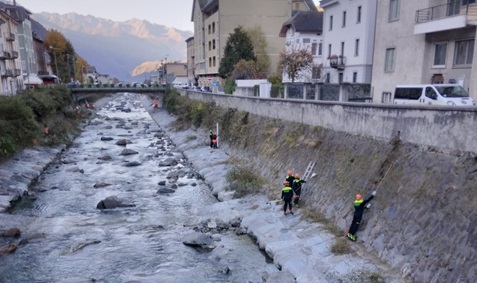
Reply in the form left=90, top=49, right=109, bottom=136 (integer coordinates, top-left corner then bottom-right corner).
left=16, top=0, right=321, bottom=31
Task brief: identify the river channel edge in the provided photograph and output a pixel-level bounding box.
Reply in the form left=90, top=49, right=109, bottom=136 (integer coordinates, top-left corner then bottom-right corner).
left=0, top=93, right=406, bottom=283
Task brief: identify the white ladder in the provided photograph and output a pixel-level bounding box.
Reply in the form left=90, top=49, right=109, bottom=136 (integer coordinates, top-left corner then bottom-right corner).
left=301, top=161, right=316, bottom=193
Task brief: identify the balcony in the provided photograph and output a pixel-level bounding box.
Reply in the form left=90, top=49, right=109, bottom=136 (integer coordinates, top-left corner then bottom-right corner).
left=0, top=50, right=9, bottom=60
left=415, top=1, right=477, bottom=34
left=11, top=51, right=18, bottom=58
left=5, top=32, right=14, bottom=41
left=329, top=55, right=346, bottom=70
left=1, top=69, right=13, bottom=77
left=14, top=69, right=21, bottom=76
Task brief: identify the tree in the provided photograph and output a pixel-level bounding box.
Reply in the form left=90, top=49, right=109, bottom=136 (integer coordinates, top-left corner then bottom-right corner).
left=245, top=26, right=270, bottom=77
left=278, top=48, right=314, bottom=83
left=232, top=59, right=257, bottom=80
left=43, top=29, right=77, bottom=83
left=219, top=26, right=256, bottom=78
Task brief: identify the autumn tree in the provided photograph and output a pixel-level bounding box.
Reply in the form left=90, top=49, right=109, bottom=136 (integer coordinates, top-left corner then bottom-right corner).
left=232, top=59, right=257, bottom=80
left=245, top=26, right=270, bottom=77
left=278, top=48, right=314, bottom=83
left=43, top=29, right=78, bottom=83
left=219, top=26, right=256, bottom=78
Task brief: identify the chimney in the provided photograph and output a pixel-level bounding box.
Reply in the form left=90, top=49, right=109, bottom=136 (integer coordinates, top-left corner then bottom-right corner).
left=13, top=0, right=16, bottom=6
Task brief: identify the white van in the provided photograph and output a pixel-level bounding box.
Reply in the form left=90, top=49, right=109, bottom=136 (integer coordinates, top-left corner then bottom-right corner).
left=393, top=84, right=476, bottom=107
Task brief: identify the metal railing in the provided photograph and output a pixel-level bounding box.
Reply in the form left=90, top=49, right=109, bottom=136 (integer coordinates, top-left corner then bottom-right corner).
left=416, top=1, right=467, bottom=23
left=4, top=32, right=14, bottom=41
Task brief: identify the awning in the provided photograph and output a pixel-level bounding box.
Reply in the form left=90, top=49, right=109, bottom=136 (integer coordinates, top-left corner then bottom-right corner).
left=24, top=74, right=44, bottom=85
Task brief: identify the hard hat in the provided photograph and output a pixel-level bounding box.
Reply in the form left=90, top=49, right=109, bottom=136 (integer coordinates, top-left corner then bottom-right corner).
left=213, top=132, right=217, bottom=135
left=356, top=194, right=362, bottom=200
left=295, top=173, right=300, bottom=178
left=287, top=170, right=292, bottom=175
left=284, top=181, right=290, bottom=185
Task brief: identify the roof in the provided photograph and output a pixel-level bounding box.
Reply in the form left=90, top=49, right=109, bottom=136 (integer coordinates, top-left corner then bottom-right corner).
left=279, top=10, right=323, bottom=37
left=31, top=19, right=48, bottom=41
left=303, top=0, right=318, bottom=12
left=0, top=2, right=32, bottom=22
left=191, top=0, right=218, bottom=21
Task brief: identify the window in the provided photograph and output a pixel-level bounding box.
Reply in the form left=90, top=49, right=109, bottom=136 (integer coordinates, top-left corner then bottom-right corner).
left=342, top=11, right=347, bottom=27
left=325, top=73, right=330, bottom=83
left=213, top=39, right=216, bottom=50
left=208, top=41, right=211, bottom=51
left=303, top=38, right=311, bottom=44
left=328, top=44, right=332, bottom=58
left=311, top=43, right=317, bottom=55
left=318, top=43, right=322, bottom=55
left=433, top=43, right=447, bottom=67
left=357, top=6, right=362, bottom=23
left=209, top=57, right=212, bottom=67
left=212, top=22, right=215, bottom=33
left=385, top=48, right=396, bottom=72
left=208, top=25, right=211, bottom=34
left=213, top=56, right=216, bottom=67
left=329, top=15, right=333, bottom=30
left=340, top=42, right=345, bottom=57
left=425, top=87, right=438, bottom=100
left=454, top=39, right=474, bottom=66
left=381, top=92, right=392, bottom=103
left=294, top=2, right=300, bottom=10
left=353, top=72, right=358, bottom=83
left=394, top=87, right=421, bottom=100
left=389, top=0, right=400, bottom=21
left=338, top=73, right=343, bottom=84
left=355, top=39, right=360, bottom=56
left=312, top=66, right=321, bottom=79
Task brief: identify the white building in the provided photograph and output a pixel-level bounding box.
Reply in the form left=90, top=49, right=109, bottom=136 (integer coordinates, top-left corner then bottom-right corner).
left=0, top=9, right=23, bottom=95
left=321, top=0, right=377, bottom=84
left=371, top=0, right=477, bottom=103
left=279, top=10, right=324, bottom=83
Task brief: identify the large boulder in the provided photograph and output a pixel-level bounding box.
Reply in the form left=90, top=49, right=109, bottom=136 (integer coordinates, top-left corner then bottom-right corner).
left=96, top=196, right=135, bottom=209
left=1, top=227, right=21, bottom=237
left=182, top=232, right=215, bottom=250
left=119, top=149, right=138, bottom=156
left=0, top=244, right=16, bottom=254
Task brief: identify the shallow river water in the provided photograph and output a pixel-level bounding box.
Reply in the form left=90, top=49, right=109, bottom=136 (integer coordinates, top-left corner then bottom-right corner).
left=0, top=94, right=275, bottom=283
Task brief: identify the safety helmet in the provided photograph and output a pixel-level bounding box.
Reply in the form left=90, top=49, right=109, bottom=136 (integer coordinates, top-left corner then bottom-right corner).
left=213, top=132, right=217, bottom=135
left=295, top=173, right=300, bottom=178
left=287, top=170, right=292, bottom=175
left=356, top=194, right=362, bottom=200
left=284, top=181, right=290, bottom=185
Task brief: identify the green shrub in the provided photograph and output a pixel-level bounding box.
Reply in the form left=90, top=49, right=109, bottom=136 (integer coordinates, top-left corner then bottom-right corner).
left=224, top=78, right=236, bottom=94
left=226, top=166, right=265, bottom=198
left=191, top=103, right=205, bottom=127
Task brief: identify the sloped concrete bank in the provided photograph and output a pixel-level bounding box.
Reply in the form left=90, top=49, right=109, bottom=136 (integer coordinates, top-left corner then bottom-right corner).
left=152, top=95, right=477, bottom=283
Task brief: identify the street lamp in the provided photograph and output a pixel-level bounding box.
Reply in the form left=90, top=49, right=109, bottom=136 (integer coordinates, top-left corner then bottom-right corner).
left=49, top=46, right=59, bottom=79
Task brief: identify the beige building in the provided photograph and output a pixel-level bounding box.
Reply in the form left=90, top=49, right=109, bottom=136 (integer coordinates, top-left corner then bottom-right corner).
left=372, top=0, right=477, bottom=103
left=185, top=36, right=195, bottom=85
left=0, top=9, right=22, bottom=95
left=191, top=0, right=317, bottom=88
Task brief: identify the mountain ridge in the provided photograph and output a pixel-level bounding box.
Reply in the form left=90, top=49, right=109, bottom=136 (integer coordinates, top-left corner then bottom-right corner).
left=32, top=12, right=192, bottom=81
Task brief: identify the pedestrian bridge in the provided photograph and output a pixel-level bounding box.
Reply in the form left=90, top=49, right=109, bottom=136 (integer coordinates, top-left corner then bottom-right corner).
left=70, top=87, right=166, bottom=103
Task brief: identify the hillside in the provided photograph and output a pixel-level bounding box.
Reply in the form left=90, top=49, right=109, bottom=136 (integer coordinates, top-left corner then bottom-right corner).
left=32, top=12, right=192, bottom=81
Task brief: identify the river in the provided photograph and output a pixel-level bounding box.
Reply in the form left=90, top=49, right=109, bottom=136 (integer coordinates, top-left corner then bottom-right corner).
left=0, top=93, right=275, bottom=283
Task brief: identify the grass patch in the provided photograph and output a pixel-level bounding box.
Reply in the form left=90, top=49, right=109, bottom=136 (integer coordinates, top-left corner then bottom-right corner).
left=331, top=237, right=351, bottom=254
left=302, top=208, right=343, bottom=236
left=226, top=165, right=265, bottom=198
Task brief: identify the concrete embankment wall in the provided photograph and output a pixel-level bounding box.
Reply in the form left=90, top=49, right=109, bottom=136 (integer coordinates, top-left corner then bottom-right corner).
left=177, top=90, right=477, bottom=283
left=181, top=90, right=477, bottom=154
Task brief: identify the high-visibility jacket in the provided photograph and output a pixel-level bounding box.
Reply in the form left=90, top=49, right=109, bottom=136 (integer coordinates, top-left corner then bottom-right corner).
left=281, top=185, right=294, bottom=201
left=353, top=195, right=374, bottom=220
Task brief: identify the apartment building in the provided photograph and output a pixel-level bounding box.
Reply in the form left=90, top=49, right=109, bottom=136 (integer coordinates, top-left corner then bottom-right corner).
left=321, top=0, right=377, bottom=84
left=185, top=36, right=195, bottom=85
left=0, top=9, right=22, bottom=95
left=279, top=10, right=324, bottom=83
left=31, top=19, right=50, bottom=76
left=0, top=2, right=43, bottom=86
left=191, top=0, right=317, bottom=87
left=372, top=0, right=477, bottom=103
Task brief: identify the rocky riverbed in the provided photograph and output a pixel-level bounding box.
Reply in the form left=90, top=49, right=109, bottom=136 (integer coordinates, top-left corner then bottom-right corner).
left=0, top=93, right=406, bottom=283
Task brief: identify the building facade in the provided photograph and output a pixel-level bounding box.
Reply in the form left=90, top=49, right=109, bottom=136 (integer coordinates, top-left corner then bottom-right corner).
left=321, top=0, right=377, bottom=84
left=372, top=0, right=477, bottom=103
left=0, top=9, right=22, bottom=95
left=279, top=10, right=324, bottom=83
left=185, top=36, right=195, bottom=85
left=191, top=0, right=315, bottom=88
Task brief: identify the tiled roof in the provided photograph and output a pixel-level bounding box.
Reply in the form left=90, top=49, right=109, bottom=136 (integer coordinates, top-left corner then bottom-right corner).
left=279, top=10, right=323, bottom=37
left=31, top=18, right=48, bottom=41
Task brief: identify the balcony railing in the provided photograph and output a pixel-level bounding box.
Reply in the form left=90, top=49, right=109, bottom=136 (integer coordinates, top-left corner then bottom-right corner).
left=11, top=50, right=18, bottom=58
left=416, top=1, right=467, bottom=23
left=14, top=68, right=21, bottom=76
left=329, top=55, right=346, bottom=70
left=5, top=32, right=14, bottom=41
left=1, top=69, right=13, bottom=77
left=0, top=50, right=9, bottom=59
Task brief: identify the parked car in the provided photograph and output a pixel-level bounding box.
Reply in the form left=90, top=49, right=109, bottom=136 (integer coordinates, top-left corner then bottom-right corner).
left=393, top=84, right=476, bottom=107
left=201, top=86, right=211, bottom=92
left=133, top=82, right=147, bottom=88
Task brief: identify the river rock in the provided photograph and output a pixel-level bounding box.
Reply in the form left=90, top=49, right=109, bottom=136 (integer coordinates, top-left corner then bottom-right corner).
left=0, top=243, right=16, bottom=254
left=93, top=182, right=111, bottom=188
left=115, top=139, right=128, bottom=146
left=229, top=217, right=242, bottom=228
left=166, top=171, right=179, bottom=179
left=2, top=227, right=21, bottom=237
left=207, top=220, right=217, bottom=229
left=159, top=158, right=178, bottom=167
left=182, top=232, right=215, bottom=250
left=158, top=181, right=166, bottom=186
left=157, top=188, right=175, bottom=194
left=124, top=161, right=141, bottom=167
left=96, top=196, right=136, bottom=209
left=119, top=149, right=138, bottom=156
left=101, top=137, right=114, bottom=141
left=98, top=155, right=112, bottom=161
